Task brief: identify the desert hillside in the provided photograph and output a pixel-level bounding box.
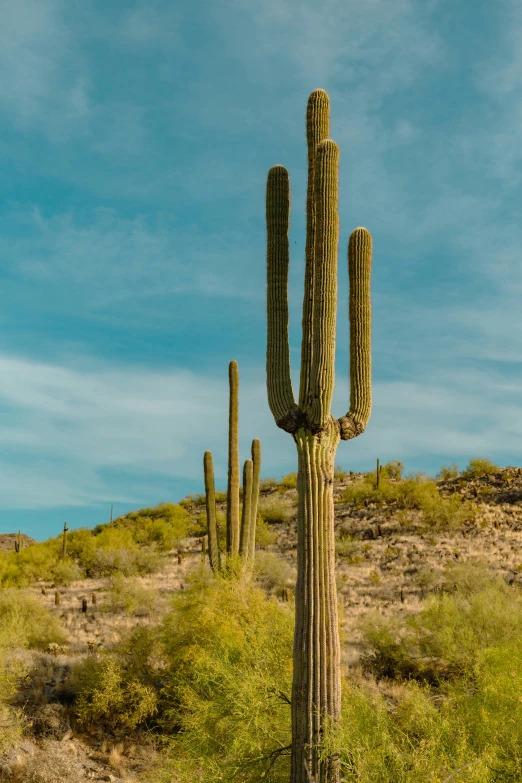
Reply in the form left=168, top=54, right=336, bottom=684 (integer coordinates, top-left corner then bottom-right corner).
left=1, top=458, right=522, bottom=782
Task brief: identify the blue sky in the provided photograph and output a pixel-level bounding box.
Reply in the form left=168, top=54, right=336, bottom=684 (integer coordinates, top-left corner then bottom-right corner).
left=1, top=0, right=522, bottom=541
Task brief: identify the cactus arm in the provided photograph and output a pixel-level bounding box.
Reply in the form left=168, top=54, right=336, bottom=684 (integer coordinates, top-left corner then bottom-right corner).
left=306, top=139, right=340, bottom=431
left=298, top=88, right=330, bottom=411
left=337, top=227, right=373, bottom=440
left=226, top=360, right=241, bottom=556
left=266, top=166, right=300, bottom=432
left=204, top=450, right=221, bottom=574
left=239, top=459, right=253, bottom=560
left=248, top=439, right=261, bottom=564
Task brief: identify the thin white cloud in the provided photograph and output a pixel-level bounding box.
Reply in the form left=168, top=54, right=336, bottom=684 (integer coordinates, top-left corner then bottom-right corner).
left=0, top=351, right=520, bottom=509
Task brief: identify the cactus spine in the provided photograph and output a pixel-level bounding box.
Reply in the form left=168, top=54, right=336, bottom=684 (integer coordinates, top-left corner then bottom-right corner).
left=265, top=88, right=372, bottom=783
left=203, top=361, right=262, bottom=573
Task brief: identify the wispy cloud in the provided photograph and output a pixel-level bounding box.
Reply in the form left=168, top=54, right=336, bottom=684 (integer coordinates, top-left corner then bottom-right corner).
left=0, top=349, right=520, bottom=510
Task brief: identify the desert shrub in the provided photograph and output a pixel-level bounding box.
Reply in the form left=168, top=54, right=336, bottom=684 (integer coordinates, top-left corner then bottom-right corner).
left=50, top=557, right=84, bottom=586
left=178, top=493, right=207, bottom=509
left=86, top=546, right=139, bottom=578
left=356, top=560, right=522, bottom=684
left=334, top=464, right=348, bottom=479
left=153, top=569, right=294, bottom=782
left=258, top=499, right=292, bottom=525
left=336, top=536, right=366, bottom=565
left=133, top=546, right=165, bottom=575
left=253, top=551, right=295, bottom=591
left=0, top=589, right=68, bottom=650
left=315, top=561, right=522, bottom=781
left=435, top=462, right=460, bottom=481
left=339, top=471, right=475, bottom=530
left=71, top=653, right=158, bottom=733
left=101, top=573, right=158, bottom=617
left=460, top=457, right=499, bottom=480
left=381, top=460, right=405, bottom=480
left=259, top=476, right=278, bottom=491
left=279, top=472, right=297, bottom=489
left=0, top=543, right=57, bottom=587
left=65, top=528, right=97, bottom=566
left=254, top=517, right=277, bottom=548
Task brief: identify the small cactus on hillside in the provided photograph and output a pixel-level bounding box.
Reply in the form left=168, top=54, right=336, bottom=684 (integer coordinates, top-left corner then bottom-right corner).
left=203, top=361, right=262, bottom=574
left=14, top=530, right=21, bottom=553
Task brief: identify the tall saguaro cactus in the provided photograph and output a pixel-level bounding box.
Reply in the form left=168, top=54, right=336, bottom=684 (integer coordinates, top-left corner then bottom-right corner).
left=266, top=89, right=372, bottom=783
left=203, top=360, right=262, bottom=573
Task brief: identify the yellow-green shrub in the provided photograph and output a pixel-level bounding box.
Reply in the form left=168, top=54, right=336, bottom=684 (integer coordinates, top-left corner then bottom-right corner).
left=460, top=457, right=500, bottom=479
left=154, top=569, right=294, bottom=782
left=101, top=573, right=158, bottom=617
left=72, top=654, right=158, bottom=733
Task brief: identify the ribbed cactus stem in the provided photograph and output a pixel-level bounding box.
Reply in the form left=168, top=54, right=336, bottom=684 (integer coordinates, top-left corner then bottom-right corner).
left=299, top=89, right=330, bottom=411
left=204, top=450, right=221, bottom=574
left=265, top=87, right=373, bottom=783
left=239, top=459, right=253, bottom=561
left=248, top=439, right=261, bottom=563
left=307, top=139, right=339, bottom=430
left=226, top=360, right=240, bottom=556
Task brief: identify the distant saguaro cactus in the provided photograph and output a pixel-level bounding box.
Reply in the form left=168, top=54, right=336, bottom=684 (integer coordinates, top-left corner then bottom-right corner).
left=14, top=530, right=21, bottom=553
left=61, top=522, right=69, bottom=559
left=266, top=88, right=373, bottom=782
left=203, top=361, right=262, bottom=574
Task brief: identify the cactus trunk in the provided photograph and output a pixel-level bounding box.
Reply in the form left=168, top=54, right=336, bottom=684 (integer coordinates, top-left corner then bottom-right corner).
left=292, top=426, right=341, bottom=782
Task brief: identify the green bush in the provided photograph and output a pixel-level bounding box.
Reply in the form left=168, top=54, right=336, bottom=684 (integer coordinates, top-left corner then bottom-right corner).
left=334, top=464, right=348, bottom=479
left=71, top=654, right=158, bottom=733
left=258, top=499, right=292, bottom=525
left=315, top=561, right=522, bottom=781
left=279, top=472, right=297, bottom=490
left=153, top=569, right=294, bottom=782
left=101, top=573, right=158, bottom=617
left=259, top=477, right=278, bottom=491
left=460, top=457, right=500, bottom=480
left=0, top=588, right=68, bottom=651
left=435, top=462, right=460, bottom=481
left=0, top=589, right=65, bottom=752
left=253, top=551, right=295, bottom=592
left=255, top=517, right=278, bottom=548
left=339, top=471, right=475, bottom=530
left=50, top=556, right=84, bottom=586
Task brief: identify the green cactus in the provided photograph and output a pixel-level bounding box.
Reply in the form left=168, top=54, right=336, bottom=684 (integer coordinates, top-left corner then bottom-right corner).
left=61, top=522, right=69, bottom=559
left=265, top=88, right=372, bottom=783
left=204, top=450, right=221, bottom=573
left=226, top=360, right=240, bottom=556
left=249, top=439, right=261, bottom=564
left=14, top=530, right=21, bottom=553
left=239, top=459, right=253, bottom=559
left=203, top=362, right=262, bottom=574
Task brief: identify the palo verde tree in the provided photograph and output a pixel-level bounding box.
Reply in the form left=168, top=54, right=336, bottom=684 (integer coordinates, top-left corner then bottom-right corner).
left=266, top=88, right=372, bottom=782
left=203, top=360, right=261, bottom=574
